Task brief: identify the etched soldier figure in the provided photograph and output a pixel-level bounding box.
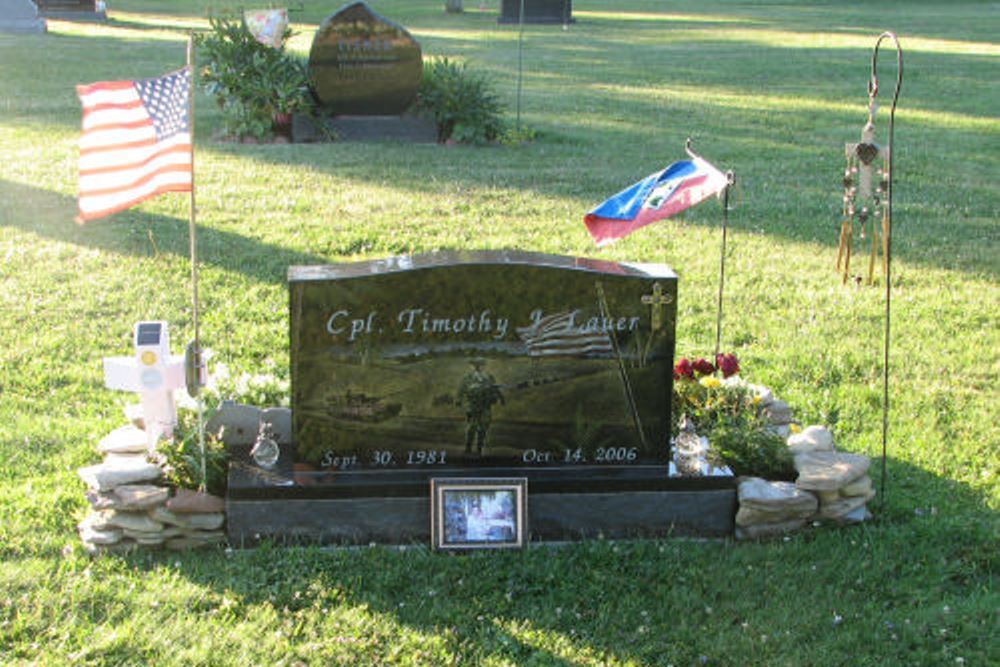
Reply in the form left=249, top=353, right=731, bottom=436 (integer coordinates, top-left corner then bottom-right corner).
left=457, top=357, right=504, bottom=455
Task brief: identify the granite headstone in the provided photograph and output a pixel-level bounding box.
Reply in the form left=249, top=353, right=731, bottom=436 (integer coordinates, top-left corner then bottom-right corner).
left=34, top=0, right=105, bottom=20
left=308, top=1, right=422, bottom=116
left=227, top=251, right=738, bottom=543
left=289, top=250, right=676, bottom=483
left=0, top=0, right=47, bottom=33
left=499, top=0, right=573, bottom=25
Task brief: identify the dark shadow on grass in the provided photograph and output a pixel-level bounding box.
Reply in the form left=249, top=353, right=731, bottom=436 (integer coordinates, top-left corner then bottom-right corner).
left=0, top=179, right=330, bottom=285
left=130, top=454, right=999, bottom=665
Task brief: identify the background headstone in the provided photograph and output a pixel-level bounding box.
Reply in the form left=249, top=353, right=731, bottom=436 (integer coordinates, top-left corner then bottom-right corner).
left=308, top=1, right=422, bottom=115
left=0, top=0, right=47, bottom=34
left=34, top=0, right=105, bottom=20
left=499, top=0, right=573, bottom=24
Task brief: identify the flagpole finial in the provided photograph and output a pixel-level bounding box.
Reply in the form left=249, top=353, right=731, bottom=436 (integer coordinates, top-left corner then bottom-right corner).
left=685, top=137, right=696, bottom=160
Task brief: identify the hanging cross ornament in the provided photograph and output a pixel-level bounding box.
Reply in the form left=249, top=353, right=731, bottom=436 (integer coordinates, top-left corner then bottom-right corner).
left=838, top=80, right=892, bottom=285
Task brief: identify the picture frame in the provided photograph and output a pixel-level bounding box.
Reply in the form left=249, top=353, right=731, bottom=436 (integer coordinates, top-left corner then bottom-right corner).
left=431, top=478, right=528, bottom=551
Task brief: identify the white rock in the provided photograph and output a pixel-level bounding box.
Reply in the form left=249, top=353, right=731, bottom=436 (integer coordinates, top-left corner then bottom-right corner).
left=787, top=425, right=835, bottom=455
left=817, top=489, right=876, bottom=521
left=794, top=451, right=871, bottom=492
left=113, top=484, right=169, bottom=510
left=261, top=407, right=292, bottom=445
left=79, top=510, right=117, bottom=532
left=124, top=403, right=144, bottom=429
left=106, top=511, right=164, bottom=533
left=79, top=525, right=123, bottom=545
left=78, top=461, right=161, bottom=492
left=206, top=401, right=261, bottom=446
left=102, top=452, right=150, bottom=466
left=97, top=425, right=149, bottom=454
left=841, top=475, right=873, bottom=497
left=737, top=478, right=817, bottom=526
left=735, top=518, right=807, bottom=540
left=765, top=399, right=793, bottom=425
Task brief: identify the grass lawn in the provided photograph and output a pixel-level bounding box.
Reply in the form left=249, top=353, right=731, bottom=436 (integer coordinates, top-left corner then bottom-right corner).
left=0, top=1, right=996, bottom=664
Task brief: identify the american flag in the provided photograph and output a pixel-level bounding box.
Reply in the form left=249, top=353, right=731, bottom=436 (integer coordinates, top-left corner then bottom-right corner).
left=76, top=68, right=192, bottom=223
left=516, top=311, right=613, bottom=357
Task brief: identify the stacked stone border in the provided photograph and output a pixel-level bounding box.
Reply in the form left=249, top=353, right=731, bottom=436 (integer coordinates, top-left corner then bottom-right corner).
left=77, top=396, right=872, bottom=552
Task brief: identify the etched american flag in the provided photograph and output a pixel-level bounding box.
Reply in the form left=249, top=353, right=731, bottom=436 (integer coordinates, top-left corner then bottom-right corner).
left=76, top=68, right=192, bottom=223
left=516, top=311, right=613, bottom=357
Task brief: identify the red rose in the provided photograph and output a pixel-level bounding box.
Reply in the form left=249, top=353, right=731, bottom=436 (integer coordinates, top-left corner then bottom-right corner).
left=692, top=358, right=716, bottom=376
left=673, top=358, right=694, bottom=380
left=715, top=353, right=740, bottom=378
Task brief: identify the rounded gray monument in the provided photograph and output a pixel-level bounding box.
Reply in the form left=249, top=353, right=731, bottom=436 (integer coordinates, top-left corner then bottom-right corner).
left=308, top=1, right=422, bottom=116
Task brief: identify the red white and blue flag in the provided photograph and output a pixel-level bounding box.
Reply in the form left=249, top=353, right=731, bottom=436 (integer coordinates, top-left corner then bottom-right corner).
left=76, top=68, right=192, bottom=223
left=584, top=157, right=729, bottom=246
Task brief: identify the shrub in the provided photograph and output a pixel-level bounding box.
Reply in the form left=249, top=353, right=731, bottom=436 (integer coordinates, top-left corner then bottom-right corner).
left=417, top=58, right=506, bottom=144
left=194, top=16, right=315, bottom=140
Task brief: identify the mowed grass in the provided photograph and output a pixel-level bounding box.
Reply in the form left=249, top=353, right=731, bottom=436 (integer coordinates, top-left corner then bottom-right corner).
left=0, top=1, right=997, bottom=665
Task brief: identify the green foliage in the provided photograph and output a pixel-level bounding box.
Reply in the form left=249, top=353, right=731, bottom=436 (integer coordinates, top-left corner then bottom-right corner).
left=157, top=407, right=228, bottom=496
left=674, top=363, right=795, bottom=478
left=194, top=15, right=314, bottom=140
left=417, top=57, right=506, bottom=144
left=709, top=422, right=795, bottom=479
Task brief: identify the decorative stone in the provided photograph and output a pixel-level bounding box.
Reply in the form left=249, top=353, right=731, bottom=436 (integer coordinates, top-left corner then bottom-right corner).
left=735, top=518, right=807, bottom=540
left=106, top=511, right=164, bottom=533
left=0, top=0, right=46, bottom=34
left=102, top=452, right=150, bottom=466
left=98, top=425, right=149, bottom=454
left=166, top=533, right=226, bottom=550
left=736, top=478, right=817, bottom=526
left=78, top=524, right=123, bottom=545
left=840, top=474, right=873, bottom=497
left=817, top=489, right=876, bottom=521
left=206, top=401, right=261, bottom=446
left=794, top=451, right=871, bottom=492
left=149, top=506, right=183, bottom=526
left=787, top=425, right=835, bottom=455
left=149, top=506, right=224, bottom=530
left=167, top=488, right=225, bottom=514
left=113, top=484, right=169, bottom=510
left=180, top=513, right=225, bottom=531
left=308, top=1, right=422, bottom=115
left=78, top=461, right=161, bottom=492
left=751, top=384, right=774, bottom=406
left=122, top=528, right=165, bottom=540
left=82, top=540, right=137, bottom=555
left=260, top=407, right=292, bottom=445
left=124, top=402, right=144, bottom=429
left=816, top=489, right=840, bottom=504
left=765, top=399, right=793, bottom=425
left=85, top=490, right=122, bottom=511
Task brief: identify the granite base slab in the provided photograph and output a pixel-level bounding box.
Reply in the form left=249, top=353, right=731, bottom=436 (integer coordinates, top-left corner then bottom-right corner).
left=226, top=488, right=736, bottom=546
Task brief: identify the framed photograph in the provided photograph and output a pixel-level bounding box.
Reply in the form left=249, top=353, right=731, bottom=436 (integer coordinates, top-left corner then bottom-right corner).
left=431, top=478, right=528, bottom=551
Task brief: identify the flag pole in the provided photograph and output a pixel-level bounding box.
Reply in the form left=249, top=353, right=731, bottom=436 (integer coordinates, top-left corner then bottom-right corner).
left=685, top=139, right=734, bottom=358
left=185, top=35, right=207, bottom=491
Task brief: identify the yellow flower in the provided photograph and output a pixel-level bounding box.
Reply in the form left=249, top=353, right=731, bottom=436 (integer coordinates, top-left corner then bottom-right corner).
left=699, top=376, right=721, bottom=389
left=790, top=423, right=802, bottom=434
left=752, top=395, right=762, bottom=406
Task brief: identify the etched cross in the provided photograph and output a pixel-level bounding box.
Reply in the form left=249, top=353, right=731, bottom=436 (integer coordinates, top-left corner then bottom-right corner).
left=641, top=282, right=672, bottom=332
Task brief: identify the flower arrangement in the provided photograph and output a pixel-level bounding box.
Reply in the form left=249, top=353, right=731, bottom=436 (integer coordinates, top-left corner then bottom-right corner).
left=672, top=353, right=794, bottom=479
